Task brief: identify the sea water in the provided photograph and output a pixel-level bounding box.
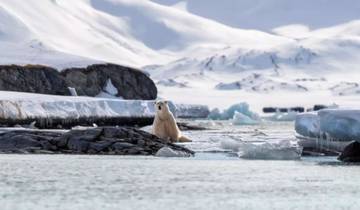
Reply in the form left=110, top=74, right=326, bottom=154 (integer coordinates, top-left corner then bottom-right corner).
left=0, top=122, right=359, bottom=210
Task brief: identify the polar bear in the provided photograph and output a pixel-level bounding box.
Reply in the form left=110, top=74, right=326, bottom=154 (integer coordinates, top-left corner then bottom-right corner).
left=152, top=100, right=192, bottom=143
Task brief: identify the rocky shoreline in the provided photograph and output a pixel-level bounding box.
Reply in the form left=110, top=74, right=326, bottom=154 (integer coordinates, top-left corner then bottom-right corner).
left=0, top=116, right=154, bottom=129
left=0, top=127, right=194, bottom=156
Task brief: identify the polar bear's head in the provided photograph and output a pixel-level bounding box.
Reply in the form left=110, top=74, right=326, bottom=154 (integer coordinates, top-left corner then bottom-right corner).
left=155, top=100, right=170, bottom=114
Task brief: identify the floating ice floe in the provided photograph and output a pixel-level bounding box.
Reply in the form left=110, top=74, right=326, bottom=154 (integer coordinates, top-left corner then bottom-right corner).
left=232, top=111, right=260, bottom=125
left=221, top=139, right=302, bottom=160
left=238, top=141, right=302, bottom=160
left=155, top=147, right=191, bottom=157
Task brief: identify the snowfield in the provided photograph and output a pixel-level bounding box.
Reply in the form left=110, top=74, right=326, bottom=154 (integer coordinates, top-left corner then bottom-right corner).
left=0, top=0, right=359, bottom=110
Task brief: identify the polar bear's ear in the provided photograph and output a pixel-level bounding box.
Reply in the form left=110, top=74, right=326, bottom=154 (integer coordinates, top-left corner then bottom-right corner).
left=164, top=100, right=168, bottom=104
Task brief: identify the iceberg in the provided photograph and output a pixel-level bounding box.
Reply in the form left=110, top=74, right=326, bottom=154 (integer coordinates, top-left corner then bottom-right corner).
left=295, top=109, right=360, bottom=156
left=318, top=109, right=360, bottom=141
left=295, top=112, right=320, bottom=138
left=208, top=103, right=260, bottom=122
left=296, top=109, right=360, bottom=141
left=208, top=108, right=222, bottom=120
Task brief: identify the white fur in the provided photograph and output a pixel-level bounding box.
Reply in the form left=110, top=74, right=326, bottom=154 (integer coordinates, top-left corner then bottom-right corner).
left=152, top=101, right=191, bottom=143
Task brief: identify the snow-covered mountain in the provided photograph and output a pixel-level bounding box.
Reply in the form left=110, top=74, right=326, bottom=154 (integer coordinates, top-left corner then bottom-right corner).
left=1, top=0, right=359, bottom=110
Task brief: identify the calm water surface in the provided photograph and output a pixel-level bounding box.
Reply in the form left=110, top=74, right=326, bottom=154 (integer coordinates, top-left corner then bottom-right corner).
left=1, top=122, right=359, bottom=210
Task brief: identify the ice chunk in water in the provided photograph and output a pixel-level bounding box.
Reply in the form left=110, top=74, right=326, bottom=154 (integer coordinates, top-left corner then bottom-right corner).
left=238, top=141, right=302, bottom=160
left=155, top=147, right=191, bottom=157
left=220, top=139, right=242, bottom=152
left=232, top=111, right=260, bottom=125
left=221, top=139, right=302, bottom=160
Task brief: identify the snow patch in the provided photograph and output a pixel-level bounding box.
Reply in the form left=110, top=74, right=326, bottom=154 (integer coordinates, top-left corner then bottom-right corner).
left=330, top=82, right=360, bottom=96
left=215, top=74, right=308, bottom=93
left=157, top=79, right=188, bottom=88
left=104, top=79, right=118, bottom=96
left=68, top=87, right=78, bottom=96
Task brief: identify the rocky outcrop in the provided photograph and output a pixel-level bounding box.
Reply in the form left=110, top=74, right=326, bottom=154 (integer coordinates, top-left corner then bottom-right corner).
left=0, top=127, right=194, bottom=156
left=0, top=64, right=157, bottom=100
left=0, top=65, right=70, bottom=95
left=61, top=64, right=157, bottom=100
left=338, top=141, right=360, bottom=162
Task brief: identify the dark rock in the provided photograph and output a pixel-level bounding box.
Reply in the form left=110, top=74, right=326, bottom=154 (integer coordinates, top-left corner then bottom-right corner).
left=177, top=122, right=207, bottom=131
left=39, top=140, right=57, bottom=151
left=290, top=107, right=305, bottom=113
left=61, top=63, right=157, bottom=100
left=0, top=134, right=41, bottom=150
left=313, top=104, right=328, bottom=111
left=103, top=127, right=131, bottom=139
left=0, top=65, right=69, bottom=95
left=0, top=127, right=194, bottom=156
left=263, top=106, right=305, bottom=113
left=111, top=142, right=136, bottom=151
left=67, top=138, right=90, bottom=153
left=263, top=107, right=277, bottom=113
left=278, top=108, right=288, bottom=113
left=89, top=141, right=114, bottom=152
left=127, top=147, right=145, bottom=155
left=0, top=117, right=154, bottom=129
left=51, top=135, right=69, bottom=148
left=338, top=141, right=360, bottom=162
